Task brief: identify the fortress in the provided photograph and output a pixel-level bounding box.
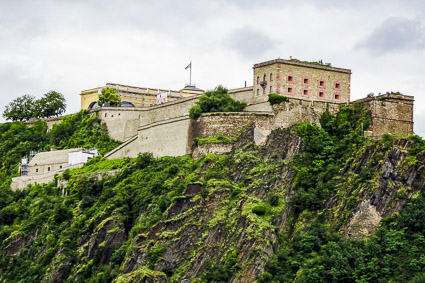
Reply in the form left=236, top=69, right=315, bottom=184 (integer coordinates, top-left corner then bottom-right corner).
left=12, top=57, right=414, bottom=189
left=81, top=58, right=413, bottom=159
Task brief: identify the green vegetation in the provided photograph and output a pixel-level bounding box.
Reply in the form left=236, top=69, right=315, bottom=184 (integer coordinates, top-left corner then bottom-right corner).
left=260, top=192, right=425, bottom=282
left=291, top=102, right=370, bottom=212
left=193, top=133, right=235, bottom=146
left=98, top=87, right=122, bottom=107
left=268, top=93, right=289, bottom=105
left=0, top=110, right=120, bottom=189
left=290, top=58, right=332, bottom=67
left=3, top=91, right=66, bottom=121
left=0, top=98, right=424, bottom=282
left=189, top=85, right=246, bottom=119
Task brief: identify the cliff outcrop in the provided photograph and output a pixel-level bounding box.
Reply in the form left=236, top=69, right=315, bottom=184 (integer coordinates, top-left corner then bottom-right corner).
left=0, top=110, right=424, bottom=282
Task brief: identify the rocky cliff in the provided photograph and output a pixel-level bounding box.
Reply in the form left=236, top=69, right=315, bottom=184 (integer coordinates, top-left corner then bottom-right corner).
left=1, top=108, right=425, bottom=282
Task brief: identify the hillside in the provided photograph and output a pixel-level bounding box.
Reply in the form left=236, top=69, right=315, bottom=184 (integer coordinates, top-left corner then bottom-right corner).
left=0, top=105, right=425, bottom=282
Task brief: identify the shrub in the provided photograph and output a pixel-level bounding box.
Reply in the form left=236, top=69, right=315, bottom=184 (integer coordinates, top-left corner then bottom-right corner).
left=268, top=93, right=288, bottom=105
left=188, top=86, right=246, bottom=119
left=252, top=203, right=268, bottom=216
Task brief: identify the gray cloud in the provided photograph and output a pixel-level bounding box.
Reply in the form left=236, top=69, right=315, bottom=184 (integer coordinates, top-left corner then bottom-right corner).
left=224, top=26, right=279, bottom=59
left=357, top=17, right=425, bottom=54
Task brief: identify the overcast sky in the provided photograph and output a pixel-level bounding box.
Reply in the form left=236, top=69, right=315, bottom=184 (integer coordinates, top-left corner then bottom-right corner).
left=1, top=0, right=424, bottom=135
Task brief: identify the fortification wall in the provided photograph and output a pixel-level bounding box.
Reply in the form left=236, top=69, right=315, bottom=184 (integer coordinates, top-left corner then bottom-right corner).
left=139, top=95, right=200, bottom=126
left=271, top=98, right=341, bottom=128
left=107, top=117, right=192, bottom=159
left=94, top=108, right=143, bottom=142
left=93, top=95, right=200, bottom=142
left=25, top=116, right=63, bottom=130
left=358, top=94, right=414, bottom=137
left=192, top=112, right=272, bottom=138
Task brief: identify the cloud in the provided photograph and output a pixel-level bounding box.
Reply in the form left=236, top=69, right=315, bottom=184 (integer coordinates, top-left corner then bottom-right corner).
left=224, top=26, right=279, bottom=59
left=357, top=17, right=425, bottom=54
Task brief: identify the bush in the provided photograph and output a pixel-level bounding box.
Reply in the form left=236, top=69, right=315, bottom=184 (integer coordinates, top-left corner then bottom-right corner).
left=252, top=204, right=268, bottom=216
left=188, top=86, right=246, bottom=119
left=268, top=93, right=288, bottom=105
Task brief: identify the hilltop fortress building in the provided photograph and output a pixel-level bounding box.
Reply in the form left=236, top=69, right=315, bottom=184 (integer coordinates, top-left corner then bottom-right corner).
left=80, top=83, right=203, bottom=109
left=77, top=58, right=413, bottom=160
left=13, top=58, right=413, bottom=190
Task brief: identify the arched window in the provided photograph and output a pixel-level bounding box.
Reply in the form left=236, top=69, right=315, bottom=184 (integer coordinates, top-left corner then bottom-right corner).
left=257, top=76, right=260, bottom=84
left=270, top=73, right=273, bottom=81
left=263, top=74, right=266, bottom=82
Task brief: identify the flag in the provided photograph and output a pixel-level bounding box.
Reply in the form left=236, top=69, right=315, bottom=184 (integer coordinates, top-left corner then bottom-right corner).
left=185, top=62, right=191, bottom=69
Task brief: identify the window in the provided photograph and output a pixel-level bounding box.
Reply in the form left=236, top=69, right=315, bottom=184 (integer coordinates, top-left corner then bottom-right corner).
left=60, top=165, right=62, bottom=169
left=318, top=91, right=325, bottom=98
left=257, top=76, right=260, bottom=84
left=335, top=82, right=341, bottom=89
left=257, top=89, right=259, bottom=95
left=48, top=167, right=50, bottom=172
left=287, top=87, right=293, bottom=94
left=36, top=168, right=38, bottom=173
left=287, top=75, right=294, bottom=82
left=270, top=73, right=273, bottom=81
left=270, top=86, right=273, bottom=93
left=303, top=89, right=309, bottom=96
left=105, top=113, right=107, bottom=117
left=263, top=88, right=266, bottom=94
left=319, top=80, right=326, bottom=88
left=334, top=93, right=341, bottom=100
left=303, top=77, right=309, bottom=85
left=263, top=74, right=267, bottom=82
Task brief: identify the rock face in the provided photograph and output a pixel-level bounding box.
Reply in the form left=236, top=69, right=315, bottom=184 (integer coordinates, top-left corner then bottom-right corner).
left=326, top=139, right=425, bottom=239
left=2, top=125, right=424, bottom=282
left=116, top=127, right=304, bottom=282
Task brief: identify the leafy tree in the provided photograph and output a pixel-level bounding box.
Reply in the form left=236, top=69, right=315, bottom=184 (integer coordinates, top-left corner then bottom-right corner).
left=98, top=87, right=122, bottom=107
left=36, top=91, right=66, bottom=118
left=3, top=94, right=36, bottom=121
left=3, top=92, right=66, bottom=121
left=189, top=85, right=246, bottom=119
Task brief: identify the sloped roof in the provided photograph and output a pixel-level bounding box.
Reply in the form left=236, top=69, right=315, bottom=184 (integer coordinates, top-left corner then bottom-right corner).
left=29, top=148, right=83, bottom=166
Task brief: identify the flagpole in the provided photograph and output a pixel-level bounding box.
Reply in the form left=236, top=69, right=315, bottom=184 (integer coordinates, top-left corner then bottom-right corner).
left=190, top=61, right=192, bottom=86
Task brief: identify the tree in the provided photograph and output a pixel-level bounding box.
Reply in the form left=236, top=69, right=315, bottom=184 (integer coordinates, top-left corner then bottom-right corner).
left=3, top=91, right=66, bottom=121
left=189, top=85, right=246, bottom=119
left=3, top=94, right=36, bottom=121
left=98, top=87, right=122, bottom=107
left=36, top=91, right=66, bottom=118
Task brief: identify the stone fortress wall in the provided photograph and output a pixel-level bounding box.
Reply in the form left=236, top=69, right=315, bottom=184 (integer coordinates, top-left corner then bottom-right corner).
left=103, top=90, right=350, bottom=159
left=94, top=58, right=415, bottom=160
left=354, top=93, right=414, bottom=137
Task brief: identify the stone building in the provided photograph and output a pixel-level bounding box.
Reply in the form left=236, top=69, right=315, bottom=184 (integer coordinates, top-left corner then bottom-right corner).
left=80, top=83, right=203, bottom=110
left=12, top=148, right=98, bottom=190
left=252, top=58, right=351, bottom=103
left=354, top=92, right=414, bottom=137
left=83, top=57, right=413, bottom=160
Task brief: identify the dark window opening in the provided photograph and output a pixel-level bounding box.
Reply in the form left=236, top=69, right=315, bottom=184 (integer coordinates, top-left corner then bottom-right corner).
left=303, top=78, right=309, bottom=84
left=319, top=91, right=325, bottom=98
left=287, top=75, right=293, bottom=82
